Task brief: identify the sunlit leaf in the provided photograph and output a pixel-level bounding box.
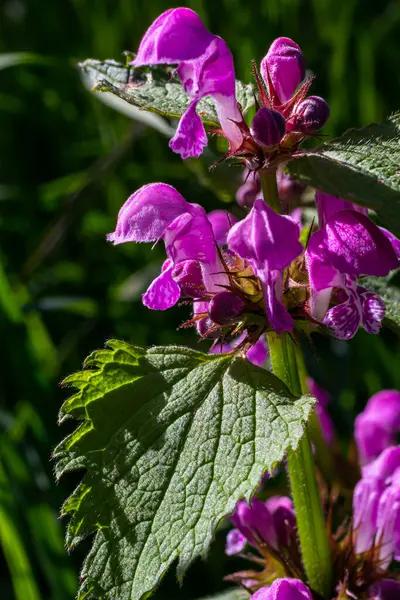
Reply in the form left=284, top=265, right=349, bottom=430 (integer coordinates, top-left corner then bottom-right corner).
left=55, top=341, right=315, bottom=600
left=80, top=58, right=255, bottom=127
left=287, top=114, right=400, bottom=234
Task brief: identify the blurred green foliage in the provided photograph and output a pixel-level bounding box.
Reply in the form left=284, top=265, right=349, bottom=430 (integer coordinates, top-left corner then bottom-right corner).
left=0, top=0, right=400, bottom=598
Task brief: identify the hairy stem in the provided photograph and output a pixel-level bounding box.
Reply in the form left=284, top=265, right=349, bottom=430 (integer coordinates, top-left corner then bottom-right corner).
left=268, top=333, right=333, bottom=598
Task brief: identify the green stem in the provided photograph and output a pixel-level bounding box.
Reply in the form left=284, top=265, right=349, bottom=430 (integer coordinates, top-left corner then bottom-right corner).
left=259, top=170, right=332, bottom=597
left=268, top=332, right=333, bottom=598
left=258, top=168, right=281, bottom=213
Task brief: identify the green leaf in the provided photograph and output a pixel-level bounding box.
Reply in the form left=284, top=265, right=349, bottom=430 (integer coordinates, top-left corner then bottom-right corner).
left=79, top=58, right=255, bottom=127
left=55, top=341, right=315, bottom=600
left=286, top=113, right=400, bottom=235
left=362, top=273, right=400, bottom=332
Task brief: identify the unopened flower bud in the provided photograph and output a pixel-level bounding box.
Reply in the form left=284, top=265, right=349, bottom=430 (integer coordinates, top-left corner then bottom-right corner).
left=196, top=315, right=219, bottom=338
left=261, top=37, right=306, bottom=105
left=172, top=260, right=204, bottom=297
left=250, top=107, right=286, bottom=147
left=288, top=96, right=330, bottom=132
left=208, top=291, right=245, bottom=326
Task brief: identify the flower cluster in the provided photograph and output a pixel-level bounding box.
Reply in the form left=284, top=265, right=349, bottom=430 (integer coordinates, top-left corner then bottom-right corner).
left=108, top=8, right=399, bottom=349
left=223, top=390, right=400, bottom=599
left=132, top=7, right=329, bottom=167
left=106, top=6, right=400, bottom=600
left=108, top=183, right=399, bottom=346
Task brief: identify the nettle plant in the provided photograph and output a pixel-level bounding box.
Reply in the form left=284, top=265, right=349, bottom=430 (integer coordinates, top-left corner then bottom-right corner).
left=55, top=8, right=400, bottom=600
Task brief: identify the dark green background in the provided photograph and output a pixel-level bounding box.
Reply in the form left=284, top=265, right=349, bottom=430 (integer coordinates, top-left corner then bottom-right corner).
left=1, top=1, right=400, bottom=598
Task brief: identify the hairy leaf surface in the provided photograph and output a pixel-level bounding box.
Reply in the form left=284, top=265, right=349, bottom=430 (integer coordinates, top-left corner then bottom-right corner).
left=55, top=341, right=315, bottom=600
left=80, top=59, right=255, bottom=126
left=287, top=114, right=400, bottom=234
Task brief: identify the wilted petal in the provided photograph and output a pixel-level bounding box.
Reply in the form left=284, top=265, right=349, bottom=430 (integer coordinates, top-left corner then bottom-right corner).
left=107, top=183, right=192, bottom=244
left=169, top=100, right=208, bottom=158
left=142, top=259, right=181, bottom=310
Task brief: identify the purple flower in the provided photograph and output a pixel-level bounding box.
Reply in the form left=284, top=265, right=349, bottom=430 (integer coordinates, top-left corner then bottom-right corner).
left=230, top=498, right=277, bottom=549
left=307, top=378, right=334, bottom=445
left=209, top=333, right=268, bottom=368
left=228, top=199, right=303, bottom=333
left=353, top=475, right=385, bottom=554
left=107, top=183, right=227, bottom=310
left=226, top=496, right=295, bottom=556
left=370, top=579, right=400, bottom=599
left=353, top=447, right=400, bottom=561
left=355, top=390, right=400, bottom=465
left=265, top=496, right=296, bottom=548
left=250, top=107, right=286, bottom=147
left=171, top=260, right=204, bottom=298
left=132, top=8, right=243, bottom=158
left=251, top=578, right=312, bottom=600
left=376, top=469, right=400, bottom=567
left=261, top=37, right=306, bottom=105
left=306, top=210, right=398, bottom=338
left=225, top=528, right=247, bottom=556
left=315, top=191, right=368, bottom=228
left=236, top=171, right=261, bottom=210
left=246, top=336, right=269, bottom=367
left=208, top=291, right=245, bottom=325
left=207, top=209, right=238, bottom=246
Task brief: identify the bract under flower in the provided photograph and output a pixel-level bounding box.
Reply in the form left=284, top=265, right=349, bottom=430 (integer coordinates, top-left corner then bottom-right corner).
left=132, top=8, right=243, bottom=158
